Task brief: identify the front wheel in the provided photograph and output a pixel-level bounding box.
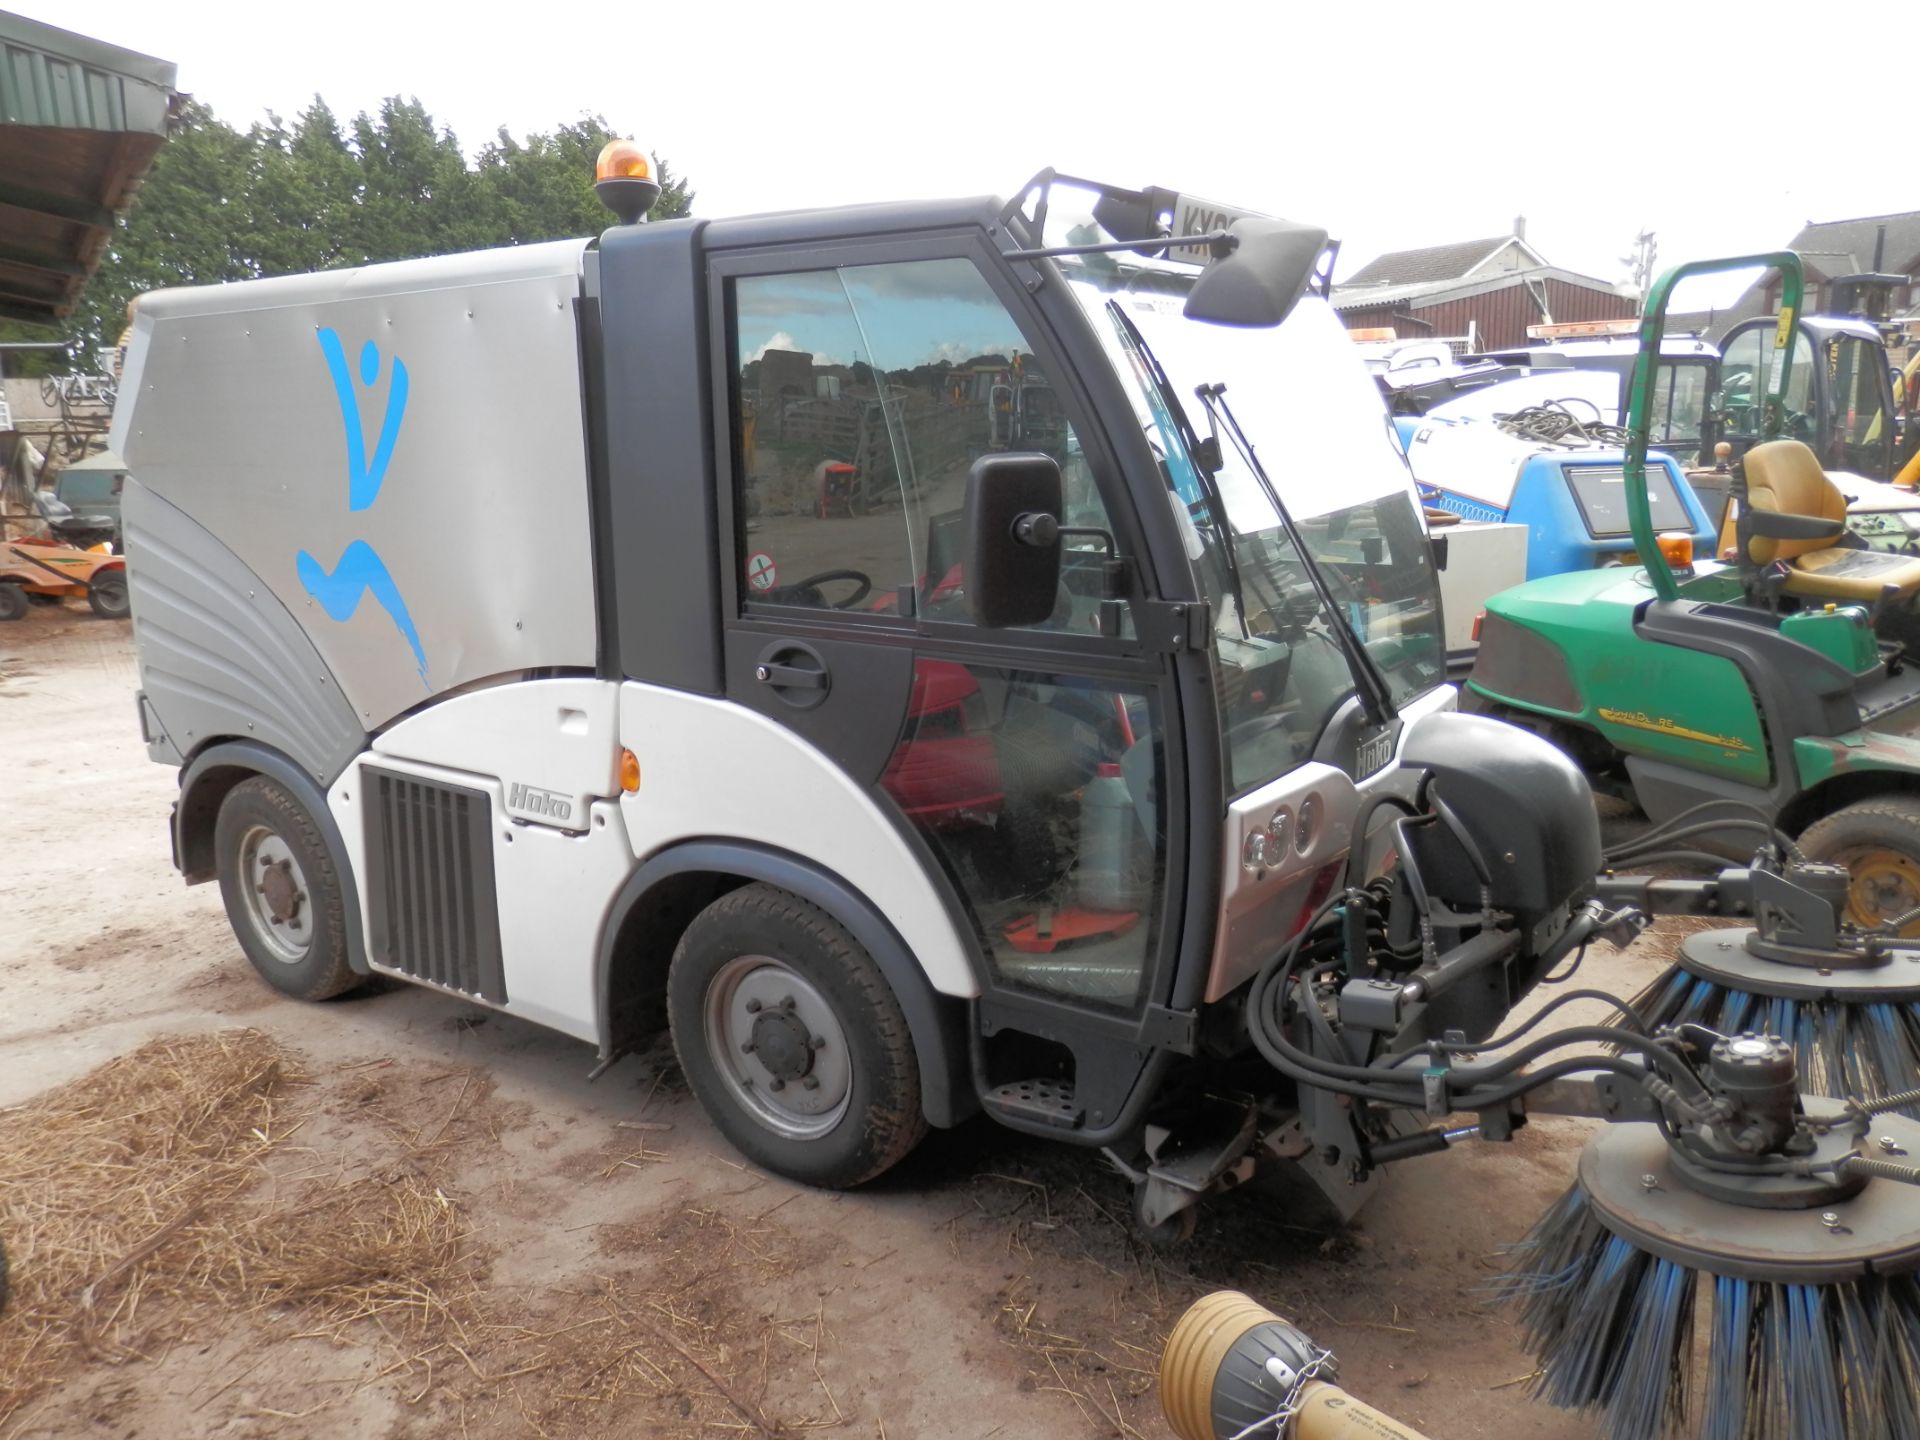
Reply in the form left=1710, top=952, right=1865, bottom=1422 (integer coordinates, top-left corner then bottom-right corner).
left=1799, top=796, right=1920, bottom=934
left=667, top=883, right=926, bottom=1188
left=87, top=571, right=130, bottom=619
left=0, top=584, right=26, bottom=622
left=214, top=776, right=360, bottom=1000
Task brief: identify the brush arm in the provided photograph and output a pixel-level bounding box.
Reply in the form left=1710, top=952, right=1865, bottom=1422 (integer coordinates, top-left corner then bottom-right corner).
left=1499, top=1068, right=1665, bottom=1123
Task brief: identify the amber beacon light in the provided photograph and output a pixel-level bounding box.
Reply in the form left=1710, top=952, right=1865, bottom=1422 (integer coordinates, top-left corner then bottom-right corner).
left=595, top=140, right=661, bottom=226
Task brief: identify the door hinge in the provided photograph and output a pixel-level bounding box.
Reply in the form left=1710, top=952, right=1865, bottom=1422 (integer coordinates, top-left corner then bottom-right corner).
left=1139, top=1003, right=1199, bottom=1052
left=1133, top=599, right=1212, bottom=653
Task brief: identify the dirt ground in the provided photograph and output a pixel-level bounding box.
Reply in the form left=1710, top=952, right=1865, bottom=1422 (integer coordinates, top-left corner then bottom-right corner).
left=0, top=605, right=1684, bottom=1439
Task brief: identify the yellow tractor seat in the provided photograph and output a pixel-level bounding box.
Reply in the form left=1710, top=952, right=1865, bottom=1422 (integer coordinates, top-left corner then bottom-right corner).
left=1738, top=440, right=1920, bottom=603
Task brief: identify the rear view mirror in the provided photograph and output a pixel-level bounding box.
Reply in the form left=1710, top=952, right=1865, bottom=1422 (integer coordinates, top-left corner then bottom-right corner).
left=1184, top=217, right=1330, bottom=329
left=964, top=453, right=1063, bottom=629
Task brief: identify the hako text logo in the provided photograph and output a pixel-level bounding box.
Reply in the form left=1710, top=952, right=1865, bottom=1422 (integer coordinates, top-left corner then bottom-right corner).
left=296, top=328, right=429, bottom=686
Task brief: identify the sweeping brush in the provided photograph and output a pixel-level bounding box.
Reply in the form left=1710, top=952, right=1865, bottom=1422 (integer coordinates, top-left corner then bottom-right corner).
left=1499, top=1101, right=1920, bottom=1440
left=1602, top=800, right=1920, bottom=1118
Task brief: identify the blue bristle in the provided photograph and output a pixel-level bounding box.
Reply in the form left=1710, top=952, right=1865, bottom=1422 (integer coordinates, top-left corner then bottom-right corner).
left=1701, top=1275, right=1754, bottom=1440
left=1503, top=1182, right=1920, bottom=1439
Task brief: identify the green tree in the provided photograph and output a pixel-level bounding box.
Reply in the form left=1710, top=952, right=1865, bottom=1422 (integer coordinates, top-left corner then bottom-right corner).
left=42, top=97, right=696, bottom=367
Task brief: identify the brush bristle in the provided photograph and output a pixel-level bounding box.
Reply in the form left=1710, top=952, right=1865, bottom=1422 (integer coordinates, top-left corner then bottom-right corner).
left=1630, top=967, right=1920, bottom=1114
left=1503, top=1182, right=1920, bottom=1439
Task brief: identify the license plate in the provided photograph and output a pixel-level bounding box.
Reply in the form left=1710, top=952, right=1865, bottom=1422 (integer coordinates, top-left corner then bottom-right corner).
left=1169, top=193, right=1254, bottom=263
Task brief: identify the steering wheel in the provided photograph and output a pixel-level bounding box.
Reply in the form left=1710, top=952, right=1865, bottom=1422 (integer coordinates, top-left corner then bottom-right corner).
left=784, top=568, right=873, bottom=610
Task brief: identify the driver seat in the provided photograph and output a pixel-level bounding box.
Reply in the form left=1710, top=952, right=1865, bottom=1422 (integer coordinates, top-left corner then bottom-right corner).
left=1737, top=440, right=1920, bottom=603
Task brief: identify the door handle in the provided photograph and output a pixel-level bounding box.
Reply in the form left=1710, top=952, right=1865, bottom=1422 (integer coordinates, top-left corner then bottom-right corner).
left=751, top=641, right=831, bottom=707
left=755, top=660, right=826, bottom=690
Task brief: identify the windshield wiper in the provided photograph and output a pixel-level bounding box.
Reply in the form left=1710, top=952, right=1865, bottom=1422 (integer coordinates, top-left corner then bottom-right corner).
left=1106, top=303, right=1253, bottom=640
left=1193, top=382, right=1398, bottom=726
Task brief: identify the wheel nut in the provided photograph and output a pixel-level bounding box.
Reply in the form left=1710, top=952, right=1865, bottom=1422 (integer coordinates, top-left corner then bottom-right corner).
left=768, top=1078, right=785, bottom=1092
left=802, top=1076, right=819, bottom=1090
left=740, top=1041, right=755, bottom=1054
left=745, top=998, right=762, bottom=1013
left=781, top=996, right=796, bottom=1011
left=809, top=1036, right=827, bottom=1050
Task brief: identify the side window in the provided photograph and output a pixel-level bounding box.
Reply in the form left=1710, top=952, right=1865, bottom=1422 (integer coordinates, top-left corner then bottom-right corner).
left=732, top=271, right=919, bottom=612
left=729, top=256, right=1116, bottom=631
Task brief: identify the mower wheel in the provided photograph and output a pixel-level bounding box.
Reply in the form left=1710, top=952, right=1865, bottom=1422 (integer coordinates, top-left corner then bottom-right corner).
left=1799, top=796, right=1920, bottom=934
left=0, top=584, right=25, bottom=621
left=214, top=776, right=359, bottom=1000
left=668, top=883, right=926, bottom=1188
left=87, top=571, right=130, bottom=620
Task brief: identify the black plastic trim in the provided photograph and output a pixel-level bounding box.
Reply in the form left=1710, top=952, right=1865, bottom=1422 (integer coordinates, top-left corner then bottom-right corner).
left=593, top=839, right=974, bottom=1128
left=597, top=218, right=723, bottom=694
left=176, top=739, right=370, bottom=976
left=573, top=275, right=621, bottom=683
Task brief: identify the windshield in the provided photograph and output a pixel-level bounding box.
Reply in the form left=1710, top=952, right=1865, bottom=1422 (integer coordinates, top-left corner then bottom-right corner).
left=1072, top=277, right=1445, bottom=794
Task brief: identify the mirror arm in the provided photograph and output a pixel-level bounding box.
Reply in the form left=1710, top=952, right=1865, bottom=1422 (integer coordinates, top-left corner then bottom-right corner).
left=1000, top=231, right=1235, bottom=263
left=1058, top=525, right=1114, bottom=553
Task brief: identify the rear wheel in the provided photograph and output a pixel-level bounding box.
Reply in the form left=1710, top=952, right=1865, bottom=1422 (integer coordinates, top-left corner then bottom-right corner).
left=667, top=883, right=926, bottom=1188
left=87, top=571, right=129, bottom=619
left=0, top=584, right=26, bottom=621
left=1799, top=797, right=1920, bottom=934
left=214, top=776, right=359, bottom=999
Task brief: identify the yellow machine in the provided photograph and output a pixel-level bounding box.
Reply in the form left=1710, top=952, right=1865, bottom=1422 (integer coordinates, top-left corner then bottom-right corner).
left=0, top=538, right=130, bottom=620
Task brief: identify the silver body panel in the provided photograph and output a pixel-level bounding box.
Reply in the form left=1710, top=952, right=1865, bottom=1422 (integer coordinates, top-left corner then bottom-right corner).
left=1208, top=683, right=1457, bottom=1002
left=123, top=479, right=365, bottom=783
left=114, top=240, right=597, bottom=732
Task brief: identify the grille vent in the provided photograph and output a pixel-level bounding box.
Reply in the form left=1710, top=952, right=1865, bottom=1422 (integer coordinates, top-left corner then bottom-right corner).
left=363, top=767, right=506, bottom=1003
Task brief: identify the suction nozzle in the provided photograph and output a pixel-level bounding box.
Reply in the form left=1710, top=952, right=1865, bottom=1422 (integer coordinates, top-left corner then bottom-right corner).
left=1160, top=1291, right=1432, bottom=1440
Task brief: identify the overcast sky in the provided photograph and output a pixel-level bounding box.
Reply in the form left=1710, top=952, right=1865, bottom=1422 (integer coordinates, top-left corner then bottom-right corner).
left=22, top=0, right=1893, bottom=307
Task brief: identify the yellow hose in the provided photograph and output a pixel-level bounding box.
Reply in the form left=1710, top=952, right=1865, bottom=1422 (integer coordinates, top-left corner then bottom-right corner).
left=1161, top=1291, right=1435, bottom=1440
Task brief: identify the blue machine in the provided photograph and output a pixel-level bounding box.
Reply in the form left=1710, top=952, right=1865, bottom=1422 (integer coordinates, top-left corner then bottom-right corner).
left=1397, top=409, right=1717, bottom=579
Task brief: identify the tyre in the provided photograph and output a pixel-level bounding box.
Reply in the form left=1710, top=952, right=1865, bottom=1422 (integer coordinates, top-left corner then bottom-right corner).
left=1799, top=796, right=1920, bottom=934
left=213, top=776, right=359, bottom=1000
left=87, top=571, right=130, bottom=619
left=0, top=584, right=25, bottom=621
left=667, top=883, right=926, bottom=1188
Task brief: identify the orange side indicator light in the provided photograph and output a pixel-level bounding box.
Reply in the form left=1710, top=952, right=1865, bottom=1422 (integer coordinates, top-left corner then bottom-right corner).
left=619, top=748, right=642, bottom=793
left=1470, top=611, right=1485, bottom=642
left=1656, top=532, right=1694, bottom=571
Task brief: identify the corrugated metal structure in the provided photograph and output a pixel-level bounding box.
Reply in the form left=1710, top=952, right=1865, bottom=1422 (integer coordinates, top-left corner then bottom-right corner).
left=1334, top=268, right=1635, bottom=351
left=0, top=11, right=179, bottom=326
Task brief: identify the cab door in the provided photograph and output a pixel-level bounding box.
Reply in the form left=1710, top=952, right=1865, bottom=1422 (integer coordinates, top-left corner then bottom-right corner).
left=707, top=233, right=1192, bottom=1140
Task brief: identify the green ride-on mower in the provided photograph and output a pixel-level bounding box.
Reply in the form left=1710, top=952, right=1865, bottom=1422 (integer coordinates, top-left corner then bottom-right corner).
left=1469, top=253, right=1920, bottom=932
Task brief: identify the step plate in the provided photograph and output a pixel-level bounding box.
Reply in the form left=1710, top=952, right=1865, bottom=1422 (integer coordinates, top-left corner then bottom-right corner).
left=986, top=1077, right=1084, bottom=1129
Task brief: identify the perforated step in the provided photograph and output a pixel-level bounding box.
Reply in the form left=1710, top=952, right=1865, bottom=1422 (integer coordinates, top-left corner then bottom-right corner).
left=985, top=1077, right=1084, bottom=1129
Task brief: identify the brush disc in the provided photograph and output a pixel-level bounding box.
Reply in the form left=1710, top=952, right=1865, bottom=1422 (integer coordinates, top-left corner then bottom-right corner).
left=1677, top=928, right=1920, bottom=1002
left=1578, top=1105, right=1920, bottom=1285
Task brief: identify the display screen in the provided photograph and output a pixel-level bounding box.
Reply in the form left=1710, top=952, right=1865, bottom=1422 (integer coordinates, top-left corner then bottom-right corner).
left=1564, top=464, right=1691, bottom=538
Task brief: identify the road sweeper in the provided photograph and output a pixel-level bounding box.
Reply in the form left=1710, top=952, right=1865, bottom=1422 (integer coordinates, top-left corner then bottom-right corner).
left=116, top=155, right=1920, bottom=1437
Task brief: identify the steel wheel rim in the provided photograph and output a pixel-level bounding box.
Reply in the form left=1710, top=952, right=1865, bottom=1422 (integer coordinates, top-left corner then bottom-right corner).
left=239, top=825, right=313, bottom=964
left=702, top=954, right=852, bottom=1141
left=1833, top=844, right=1920, bottom=935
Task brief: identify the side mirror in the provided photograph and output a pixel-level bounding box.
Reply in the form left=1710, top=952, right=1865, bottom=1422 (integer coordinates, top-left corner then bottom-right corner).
left=1183, top=217, right=1330, bottom=329
left=964, top=452, right=1063, bottom=629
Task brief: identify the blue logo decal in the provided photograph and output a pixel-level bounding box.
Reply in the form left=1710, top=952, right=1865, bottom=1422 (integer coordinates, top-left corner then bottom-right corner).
left=299, top=328, right=428, bottom=686
left=316, top=328, right=410, bottom=512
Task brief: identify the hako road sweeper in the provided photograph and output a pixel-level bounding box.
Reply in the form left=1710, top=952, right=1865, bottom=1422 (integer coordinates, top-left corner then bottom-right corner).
left=114, top=154, right=1920, bottom=1436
